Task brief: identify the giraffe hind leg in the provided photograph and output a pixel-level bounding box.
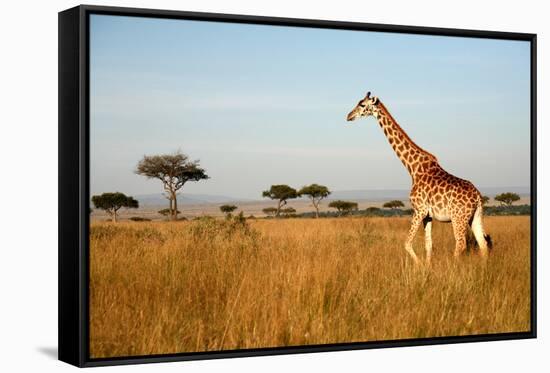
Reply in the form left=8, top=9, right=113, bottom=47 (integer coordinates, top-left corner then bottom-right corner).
left=423, top=216, right=433, bottom=264
left=451, top=217, right=468, bottom=258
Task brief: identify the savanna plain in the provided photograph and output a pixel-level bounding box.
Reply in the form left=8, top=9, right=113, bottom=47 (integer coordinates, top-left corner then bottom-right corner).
left=90, top=215, right=530, bottom=358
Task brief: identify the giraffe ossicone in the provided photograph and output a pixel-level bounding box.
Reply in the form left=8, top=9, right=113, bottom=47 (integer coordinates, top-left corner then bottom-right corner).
left=347, top=92, right=492, bottom=263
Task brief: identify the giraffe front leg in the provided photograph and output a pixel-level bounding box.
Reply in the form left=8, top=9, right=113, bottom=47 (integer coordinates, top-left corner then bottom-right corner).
left=451, top=217, right=468, bottom=258
left=423, top=217, right=433, bottom=264
left=404, top=212, right=424, bottom=265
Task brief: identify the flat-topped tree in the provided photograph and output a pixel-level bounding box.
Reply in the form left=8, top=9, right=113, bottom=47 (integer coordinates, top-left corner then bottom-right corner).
left=91, top=192, right=139, bottom=222
left=262, top=207, right=278, bottom=217
left=494, top=192, right=520, bottom=206
left=220, top=204, right=238, bottom=218
left=262, top=185, right=298, bottom=217
left=298, top=184, right=331, bottom=218
left=136, top=151, right=209, bottom=221
left=328, top=200, right=358, bottom=216
left=280, top=207, right=296, bottom=217
left=158, top=208, right=180, bottom=218
left=481, top=195, right=490, bottom=206
left=383, top=200, right=404, bottom=209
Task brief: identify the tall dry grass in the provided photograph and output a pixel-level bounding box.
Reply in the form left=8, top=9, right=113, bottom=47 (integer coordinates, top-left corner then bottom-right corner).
left=89, top=216, right=530, bottom=358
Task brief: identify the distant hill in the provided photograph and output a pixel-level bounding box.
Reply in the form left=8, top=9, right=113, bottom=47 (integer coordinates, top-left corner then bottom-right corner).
left=135, top=193, right=253, bottom=207
left=328, top=189, right=409, bottom=201
left=328, top=186, right=530, bottom=201
left=476, top=186, right=530, bottom=197
left=134, top=186, right=530, bottom=207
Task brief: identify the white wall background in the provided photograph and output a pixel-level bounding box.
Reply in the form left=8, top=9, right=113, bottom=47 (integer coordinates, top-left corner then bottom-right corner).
left=0, top=0, right=547, bottom=371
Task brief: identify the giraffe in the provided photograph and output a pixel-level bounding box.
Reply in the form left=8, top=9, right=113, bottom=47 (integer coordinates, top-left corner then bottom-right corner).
left=346, top=92, right=492, bottom=264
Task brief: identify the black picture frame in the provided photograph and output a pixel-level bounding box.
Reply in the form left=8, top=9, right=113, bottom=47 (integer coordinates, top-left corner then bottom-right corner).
left=58, top=4, right=537, bottom=368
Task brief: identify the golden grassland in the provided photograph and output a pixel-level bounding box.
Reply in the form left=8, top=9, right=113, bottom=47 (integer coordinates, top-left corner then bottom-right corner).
left=89, top=216, right=531, bottom=358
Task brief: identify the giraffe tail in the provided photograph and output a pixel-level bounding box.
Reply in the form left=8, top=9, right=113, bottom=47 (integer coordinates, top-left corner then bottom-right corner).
left=472, top=202, right=492, bottom=253
left=484, top=233, right=493, bottom=251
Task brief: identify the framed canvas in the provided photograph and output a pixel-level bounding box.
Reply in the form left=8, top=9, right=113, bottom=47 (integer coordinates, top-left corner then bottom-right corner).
left=58, top=4, right=537, bottom=367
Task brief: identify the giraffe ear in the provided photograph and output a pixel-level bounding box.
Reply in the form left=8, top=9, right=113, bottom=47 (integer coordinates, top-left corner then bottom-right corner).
left=372, top=96, right=379, bottom=104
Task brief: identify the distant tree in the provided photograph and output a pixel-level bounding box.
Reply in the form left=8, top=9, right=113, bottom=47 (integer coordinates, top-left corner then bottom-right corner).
left=262, top=185, right=298, bottom=217
left=280, top=207, right=296, bottom=217
left=494, top=192, right=520, bottom=206
left=129, top=216, right=151, bottom=222
left=158, top=208, right=180, bottom=217
left=365, top=207, right=382, bottom=215
left=262, top=207, right=278, bottom=217
left=328, top=200, right=358, bottom=216
left=135, top=151, right=209, bottom=221
left=220, top=204, right=238, bottom=218
left=383, top=200, right=405, bottom=209
left=298, top=184, right=331, bottom=218
left=481, top=195, right=490, bottom=206
left=91, top=192, right=139, bottom=223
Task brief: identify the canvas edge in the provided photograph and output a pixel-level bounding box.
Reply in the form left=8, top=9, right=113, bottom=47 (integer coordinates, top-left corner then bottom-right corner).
left=59, top=5, right=86, bottom=368
left=57, top=4, right=538, bottom=368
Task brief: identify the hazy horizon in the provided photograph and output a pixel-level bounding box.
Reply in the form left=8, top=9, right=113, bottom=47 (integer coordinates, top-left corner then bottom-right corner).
left=133, top=185, right=531, bottom=200
left=90, top=15, right=531, bottom=200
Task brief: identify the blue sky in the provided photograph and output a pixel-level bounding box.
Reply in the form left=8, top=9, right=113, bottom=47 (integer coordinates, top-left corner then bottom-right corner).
left=90, top=14, right=530, bottom=199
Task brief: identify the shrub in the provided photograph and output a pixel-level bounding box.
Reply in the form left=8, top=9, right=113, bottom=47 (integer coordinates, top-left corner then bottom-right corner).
left=159, top=208, right=181, bottom=217
left=187, top=213, right=257, bottom=241
left=401, top=209, right=414, bottom=215
left=484, top=204, right=530, bottom=216
left=129, top=216, right=151, bottom=222
left=364, top=207, right=382, bottom=216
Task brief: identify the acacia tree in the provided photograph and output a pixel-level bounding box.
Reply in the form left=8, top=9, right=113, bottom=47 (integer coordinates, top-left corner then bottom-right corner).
left=136, top=151, right=209, bottom=221
left=328, top=200, right=358, bottom=216
left=280, top=207, right=296, bottom=217
left=481, top=195, right=490, bottom=206
left=220, top=204, right=238, bottom=218
left=262, top=207, right=278, bottom=217
left=91, top=192, right=138, bottom=222
left=158, top=208, right=180, bottom=218
left=495, top=192, right=520, bottom=206
left=383, top=200, right=405, bottom=209
left=262, top=185, right=298, bottom=217
left=298, top=184, right=331, bottom=218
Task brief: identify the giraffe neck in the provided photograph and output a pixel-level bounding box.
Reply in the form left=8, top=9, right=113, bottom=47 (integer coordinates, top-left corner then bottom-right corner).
left=374, top=102, right=438, bottom=180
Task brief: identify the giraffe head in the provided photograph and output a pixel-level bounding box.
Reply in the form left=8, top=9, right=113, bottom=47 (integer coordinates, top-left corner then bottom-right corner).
left=346, top=91, right=381, bottom=122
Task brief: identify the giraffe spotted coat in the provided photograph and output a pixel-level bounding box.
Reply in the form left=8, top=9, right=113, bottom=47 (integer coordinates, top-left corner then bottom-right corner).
left=347, top=92, right=491, bottom=264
